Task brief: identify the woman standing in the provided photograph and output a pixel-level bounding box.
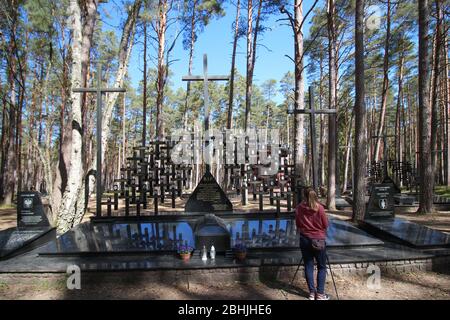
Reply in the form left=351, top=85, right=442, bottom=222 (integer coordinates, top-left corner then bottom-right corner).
left=295, top=187, right=329, bottom=300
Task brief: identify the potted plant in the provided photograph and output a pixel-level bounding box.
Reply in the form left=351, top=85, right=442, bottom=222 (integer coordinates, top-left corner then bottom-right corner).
left=233, top=243, right=247, bottom=261
left=178, top=244, right=193, bottom=261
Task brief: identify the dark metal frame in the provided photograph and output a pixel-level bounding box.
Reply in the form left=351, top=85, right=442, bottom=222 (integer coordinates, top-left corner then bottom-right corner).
left=290, top=254, right=340, bottom=300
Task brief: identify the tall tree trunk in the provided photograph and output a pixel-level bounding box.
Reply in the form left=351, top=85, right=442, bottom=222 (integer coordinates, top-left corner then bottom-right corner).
left=438, top=90, right=445, bottom=184
left=326, top=0, right=337, bottom=209
left=15, top=30, right=27, bottom=196
left=407, top=85, right=416, bottom=165
left=369, top=86, right=376, bottom=161
left=443, top=31, right=450, bottom=185
left=294, top=0, right=305, bottom=184
left=2, top=1, right=18, bottom=205
left=16, top=92, right=22, bottom=194
left=143, top=10, right=148, bottom=145
left=319, top=50, right=325, bottom=187
left=183, top=0, right=197, bottom=130
left=155, top=0, right=168, bottom=140
left=227, top=0, right=240, bottom=130
left=56, top=0, right=84, bottom=233
left=32, top=79, right=44, bottom=190
left=26, top=79, right=38, bottom=190
left=184, top=11, right=197, bottom=183
left=352, top=0, right=367, bottom=222
left=81, top=0, right=98, bottom=170
left=417, top=0, right=434, bottom=214
left=244, top=0, right=263, bottom=132
left=3, top=64, right=16, bottom=205
left=431, top=0, right=442, bottom=175
left=43, top=93, right=54, bottom=195
left=50, top=21, right=70, bottom=219
left=287, top=113, right=290, bottom=146
left=373, top=0, right=391, bottom=162
left=395, top=51, right=405, bottom=167
left=342, top=112, right=353, bottom=193
left=122, top=93, right=126, bottom=168
left=71, top=0, right=142, bottom=228
left=402, top=84, right=408, bottom=164
left=0, top=74, right=7, bottom=198
left=251, top=0, right=262, bottom=76
left=244, top=0, right=254, bottom=132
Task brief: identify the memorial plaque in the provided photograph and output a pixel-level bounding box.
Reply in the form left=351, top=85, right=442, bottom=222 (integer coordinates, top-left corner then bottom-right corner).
left=365, top=183, right=396, bottom=219
left=185, top=171, right=233, bottom=212
left=17, top=192, right=50, bottom=229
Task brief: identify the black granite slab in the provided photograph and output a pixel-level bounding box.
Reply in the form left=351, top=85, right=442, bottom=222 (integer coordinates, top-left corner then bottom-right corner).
left=362, top=218, right=450, bottom=248
left=326, top=219, right=384, bottom=247
left=393, top=194, right=417, bottom=205
left=38, top=216, right=382, bottom=256
left=335, top=197, right=352, bottom=209
left=434, top=195, right=450, bottom=204
left=0, top=227, right=55, bottom=259
left=0, top=243, right=434, bottom=273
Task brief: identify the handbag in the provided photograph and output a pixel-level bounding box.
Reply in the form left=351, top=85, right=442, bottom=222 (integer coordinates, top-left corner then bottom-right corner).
left=311, top=239, right=326, bottom=251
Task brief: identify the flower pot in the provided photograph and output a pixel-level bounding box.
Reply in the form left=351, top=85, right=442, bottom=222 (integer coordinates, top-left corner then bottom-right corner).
left=235, top=252, right=247, bottom=261
left=180, top=253, right=191, bottom=261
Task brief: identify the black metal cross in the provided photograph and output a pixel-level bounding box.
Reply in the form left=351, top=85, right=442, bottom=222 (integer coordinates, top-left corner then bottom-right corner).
left=371, top=134, right=395, bottom=180
left=73, top=62, right=126, bottom=217
left=182, top=54, right=229, bottom=172
left=288, top=86, right=337, bottom=191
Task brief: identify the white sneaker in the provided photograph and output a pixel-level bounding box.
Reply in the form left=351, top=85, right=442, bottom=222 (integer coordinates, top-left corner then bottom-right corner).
left=316, top=293, right=330, bottom=300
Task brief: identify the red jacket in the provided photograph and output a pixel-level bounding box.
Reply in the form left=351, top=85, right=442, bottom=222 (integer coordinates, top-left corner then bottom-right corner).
left=295, top=202, right=329, bottom=240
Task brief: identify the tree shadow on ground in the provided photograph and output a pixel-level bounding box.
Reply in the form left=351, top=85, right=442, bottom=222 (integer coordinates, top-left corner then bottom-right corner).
left=258, top=265, right=309, bottom=299
left=59, top=264, right=283, bottom=300
left=379, top=270, right=450, bottom=293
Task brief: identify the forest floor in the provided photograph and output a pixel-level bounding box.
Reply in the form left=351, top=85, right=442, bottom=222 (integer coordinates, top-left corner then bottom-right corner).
left=0, top=269, right=449, bottom=300
left=1, top=196, right=449, bottom=300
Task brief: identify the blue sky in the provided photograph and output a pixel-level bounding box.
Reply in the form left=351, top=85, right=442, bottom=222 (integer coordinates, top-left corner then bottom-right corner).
left=101, top=0, right=319, bottom=104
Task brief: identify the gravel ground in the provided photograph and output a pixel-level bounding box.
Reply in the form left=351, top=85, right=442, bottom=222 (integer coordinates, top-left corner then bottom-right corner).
left=0, top=270, right=449, bottom=300
left=1, top=201, right=449, bottom=300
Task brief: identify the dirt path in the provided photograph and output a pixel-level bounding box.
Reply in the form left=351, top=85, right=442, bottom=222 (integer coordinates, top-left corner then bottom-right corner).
left=1, top=200, right=449, bottom=300
left=0, top=208, right=17, bottom=231
left=0, top=270, right=449, bottom=300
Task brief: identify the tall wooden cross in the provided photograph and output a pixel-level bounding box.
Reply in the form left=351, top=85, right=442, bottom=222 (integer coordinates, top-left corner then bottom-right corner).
left=289, top=86, right=337, bottom=191
left=182, top=54, right=229, bottom=172
left=73, top=62, right=126, bottom=217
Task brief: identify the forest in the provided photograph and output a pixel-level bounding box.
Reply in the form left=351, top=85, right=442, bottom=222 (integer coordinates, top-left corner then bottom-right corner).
left=0, top=0, right=449, bottom=232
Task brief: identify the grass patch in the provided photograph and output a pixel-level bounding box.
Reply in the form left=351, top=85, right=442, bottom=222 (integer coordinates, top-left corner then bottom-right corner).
left=435, top=186, right=450, bottom=198
left=0, top=281, right=9, bottom=290
left=32, top=277, right=67, bottom=291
